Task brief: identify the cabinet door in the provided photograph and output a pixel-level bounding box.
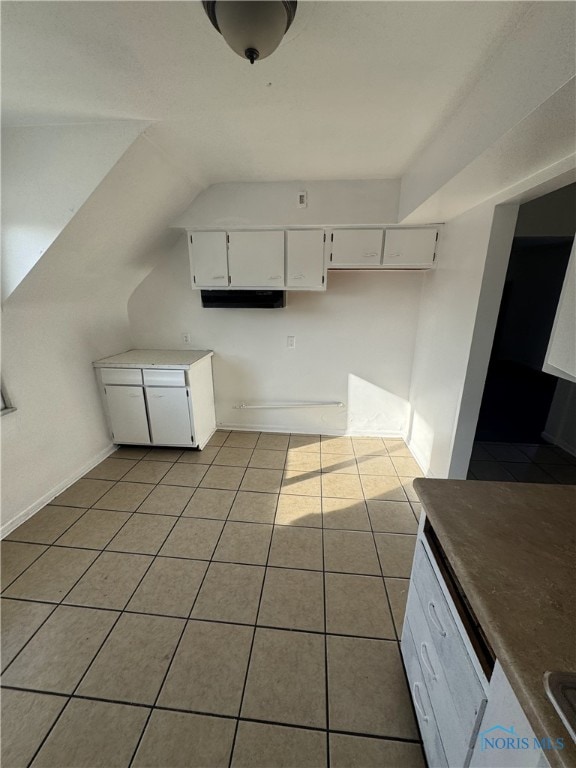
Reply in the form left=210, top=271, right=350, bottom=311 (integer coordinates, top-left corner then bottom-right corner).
left=383, top=228, right=437, bottom=268
left=330, top=229, right=383, bottom=267
left=146, top=387, right=194, bottom=446
left=286, top=230, right=326, bottom=290
left=104, top=386, right=150, bottom=444
left=189, top=231, right=229, bottom=288
left=188, top=356, right=216, bottom=448
left=228, top=231, right=285, bottom=287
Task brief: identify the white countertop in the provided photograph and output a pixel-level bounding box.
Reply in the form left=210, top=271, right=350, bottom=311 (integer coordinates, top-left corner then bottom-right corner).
left=93, top=349, right=213, bottom=369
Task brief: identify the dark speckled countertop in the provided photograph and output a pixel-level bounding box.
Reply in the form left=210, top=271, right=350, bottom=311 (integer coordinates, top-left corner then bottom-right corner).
left=413, top=479, right=576, bottom=768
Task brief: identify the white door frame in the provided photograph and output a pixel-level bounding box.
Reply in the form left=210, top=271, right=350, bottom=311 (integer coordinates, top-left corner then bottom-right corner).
left=448, top=167, right=576, bottom=478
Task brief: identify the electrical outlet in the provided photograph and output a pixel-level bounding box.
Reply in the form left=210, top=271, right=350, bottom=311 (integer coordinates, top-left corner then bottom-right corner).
left=297, top=190, right=307, bottom=209
left=182, top=332, right=192, bottom=345
left=287, top=335, right=296, bottom=348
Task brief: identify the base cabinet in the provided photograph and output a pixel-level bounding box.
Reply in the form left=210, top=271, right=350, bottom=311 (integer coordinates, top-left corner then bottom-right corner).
left=403, top=527, right=551, bottom=768
left=103, top=385, right=151, bottom=445
left=146, top=387, right=193, bottom=445
left=95, top=353, right=216, bottom=449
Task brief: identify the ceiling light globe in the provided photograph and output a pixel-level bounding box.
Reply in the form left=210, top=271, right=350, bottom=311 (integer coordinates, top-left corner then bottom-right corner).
left=203, top=1, right=297, bottom=63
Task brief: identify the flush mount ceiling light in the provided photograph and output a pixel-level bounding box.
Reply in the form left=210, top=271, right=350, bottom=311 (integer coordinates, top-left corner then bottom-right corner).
left=202, top=1, right=297, bottom=64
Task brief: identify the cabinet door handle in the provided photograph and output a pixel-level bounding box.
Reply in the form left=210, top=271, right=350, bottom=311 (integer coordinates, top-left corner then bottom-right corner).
left=420, top=642, right=437, bottom=681
left=127, top=393, right=141, bottom=398
left=269, top=275, right=282, bottom=280
left=363, top=252, right=377, bottom=258
left=292, top=274, right=304, bottom=279
left=212, top=275, right=225, bottom=279
left=428, top=601, right=447, bottom=637
left=149, top=394, right=164, bottom=398
left=413, top=682, right=429, bottom=722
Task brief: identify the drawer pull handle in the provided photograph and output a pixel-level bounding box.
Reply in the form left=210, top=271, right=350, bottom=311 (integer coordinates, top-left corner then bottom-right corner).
left=420, top=642, right=438, bottom=681
left=428, top=601, right=447, bottom=637
left=413, top=682, right=429, bottom=722
left=127, top=393, right=141, bottom=398
left=149, top=394, right=164, bottom=398
left=212, top=275, right=225, bottom=279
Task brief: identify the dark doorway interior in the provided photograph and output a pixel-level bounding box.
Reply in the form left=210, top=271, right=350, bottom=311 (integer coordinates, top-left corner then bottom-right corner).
left=469, top=182, right=576, bottom=484
left=474, top=236, right=572, bottom=443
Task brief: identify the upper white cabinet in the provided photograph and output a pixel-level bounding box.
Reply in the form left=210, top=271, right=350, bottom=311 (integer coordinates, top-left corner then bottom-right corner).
left=187, top=225, right=438, bottom=291
left=189, top=231, right=229, bottom=288
left=228, top=231, right=285, bottom=288
left=383, top=228, right=438, bottom=268
left=330, top=229, right=384, bottom=267
left=286, top=230, right=326, bottom=290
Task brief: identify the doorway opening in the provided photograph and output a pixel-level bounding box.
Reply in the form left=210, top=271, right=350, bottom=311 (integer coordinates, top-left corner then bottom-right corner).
left=468, top=183, right=576, bottom=484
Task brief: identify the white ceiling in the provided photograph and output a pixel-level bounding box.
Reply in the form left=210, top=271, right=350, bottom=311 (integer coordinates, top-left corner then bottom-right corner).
left=2, top=1, right=530, bottom=182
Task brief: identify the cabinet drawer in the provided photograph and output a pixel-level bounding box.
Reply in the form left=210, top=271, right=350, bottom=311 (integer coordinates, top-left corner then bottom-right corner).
left=412, top=542, right=486, bottom=737
left=142, top=369, right=186, bottom=387
left=100, top=368, right=143, bottom=386
left=407, top=587, right=478, bottom=766
left=402, top=621, right=448, bottom=768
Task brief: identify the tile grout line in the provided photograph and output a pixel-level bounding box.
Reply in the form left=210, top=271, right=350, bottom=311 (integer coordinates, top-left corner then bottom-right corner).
left=1, top=455, right=184, bottom=665
left=226, top=462, right=279, bottom=768
left=3, top=432, right=425, bottom=766
left=321, top=475, right=331, bottom=768
left=22, top=484, right=185, bottom=768
left=366, top=475, right=425, bottom=753
left=0, top=472, right=126, bottom=593
left=1, top=503, right=147, bottom=678
left=0, top=684, right=424, bottom=744
left=127, top=435, right=260, bottom=768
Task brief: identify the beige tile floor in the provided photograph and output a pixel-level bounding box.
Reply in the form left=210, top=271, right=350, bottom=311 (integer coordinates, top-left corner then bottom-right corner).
left=1, top=431, right=426, bottom=768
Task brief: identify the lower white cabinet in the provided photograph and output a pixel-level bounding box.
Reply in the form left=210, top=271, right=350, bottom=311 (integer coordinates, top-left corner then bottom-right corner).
left=103, top=385, right=151, bottom=445
left=146, top=387, right=193, bottom=445
left=403, top=526, right=551, bottom=768
left=94, top=351, right=216, bottom=449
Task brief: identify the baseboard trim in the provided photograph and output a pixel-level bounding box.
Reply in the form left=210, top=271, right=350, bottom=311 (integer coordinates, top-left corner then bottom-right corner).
left=1, top=443, right=116, bottom=539
left=541, top=431, right=576, bottom=459
left=405, top=439, right=433, bottom=478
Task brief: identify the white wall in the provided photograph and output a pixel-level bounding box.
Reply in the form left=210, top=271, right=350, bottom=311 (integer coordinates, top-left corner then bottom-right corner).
left=544, top=379, right=576, bottom=457
left=398, top=2, right=576, bottom=221
left=543, top=241, right=576, bottom=383
left=173, top=179, right=401, bottom=228
left=130, top=180, right=420, bottom=436
left=1, top=121, right=148, bottom=300
left=128, top=237, right=421, bottom=436
left=1, top=135, right=201, bottom=535
left=407, top=203, right=518, bottom=478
